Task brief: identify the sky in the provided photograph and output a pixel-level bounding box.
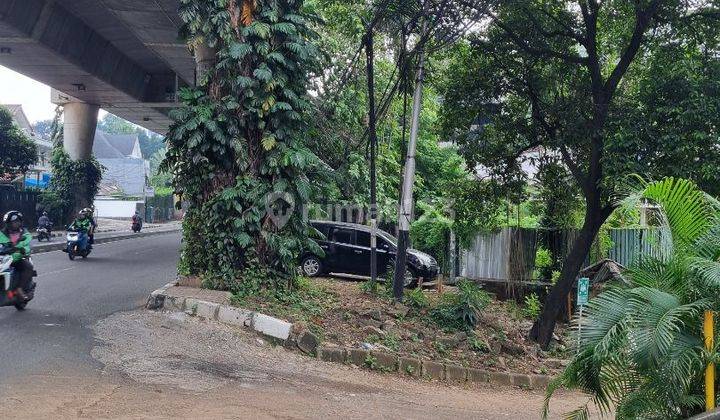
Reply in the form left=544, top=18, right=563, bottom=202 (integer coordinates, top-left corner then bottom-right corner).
left=0, top=65, right=107, bottom=123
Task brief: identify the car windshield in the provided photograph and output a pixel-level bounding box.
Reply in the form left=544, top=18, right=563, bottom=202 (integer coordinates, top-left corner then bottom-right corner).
left=378, top=230, right=398, bottom=247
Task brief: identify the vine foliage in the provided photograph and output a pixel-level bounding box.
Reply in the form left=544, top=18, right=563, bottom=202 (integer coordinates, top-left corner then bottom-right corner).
left=41, top=107, right=103, bottom=223
left=164, top=0, right=324, bottom=291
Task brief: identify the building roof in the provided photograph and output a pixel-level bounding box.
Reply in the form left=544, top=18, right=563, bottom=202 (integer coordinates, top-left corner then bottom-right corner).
left=2, top=104, right=33, bottom=134
left=92, top=131, right=142, bottom=159
left=108, top=134, right=140, bottom=157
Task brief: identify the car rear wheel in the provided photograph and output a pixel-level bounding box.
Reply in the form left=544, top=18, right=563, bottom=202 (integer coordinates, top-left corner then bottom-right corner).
left=301, top=255, right=322, bottom=277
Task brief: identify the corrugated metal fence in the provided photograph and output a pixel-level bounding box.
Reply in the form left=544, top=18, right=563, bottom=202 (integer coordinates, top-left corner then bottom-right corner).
left=608, top=228, right=670, bottom=267
left=461, top=227, right=670, bottom=283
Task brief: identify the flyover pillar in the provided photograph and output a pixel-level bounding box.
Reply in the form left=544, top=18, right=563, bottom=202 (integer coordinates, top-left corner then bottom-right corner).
left=63, top=102, right=100, bottom=161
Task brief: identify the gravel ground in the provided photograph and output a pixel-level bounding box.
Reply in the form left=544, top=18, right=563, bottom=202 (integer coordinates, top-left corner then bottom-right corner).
left=0, top=310, right=598, bottom=419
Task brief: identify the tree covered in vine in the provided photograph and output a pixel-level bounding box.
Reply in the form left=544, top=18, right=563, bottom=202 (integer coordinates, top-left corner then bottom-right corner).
left=163, top=0, right=324, bottom=291
left=40, top=107, right=103, bottom=223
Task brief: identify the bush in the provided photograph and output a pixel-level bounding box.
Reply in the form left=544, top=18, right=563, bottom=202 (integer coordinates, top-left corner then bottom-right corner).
left=404, top=288, right=429, bottom=309
left=522, top=292, right=542, bottom=320
left=431, top=279, right=491, bottom=331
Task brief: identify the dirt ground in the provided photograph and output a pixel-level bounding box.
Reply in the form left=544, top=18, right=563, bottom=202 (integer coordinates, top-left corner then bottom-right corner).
left=237, top=277, right=571, bottom=375
left=0, top=310, right=595, bottom=419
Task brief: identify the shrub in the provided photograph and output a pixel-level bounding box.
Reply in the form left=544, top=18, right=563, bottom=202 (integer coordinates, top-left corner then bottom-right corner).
left=522, top=292, right=542, bottom=320
left=431, top=279, right=491, bottom=331
left=404, top=288, right=429, bottom=309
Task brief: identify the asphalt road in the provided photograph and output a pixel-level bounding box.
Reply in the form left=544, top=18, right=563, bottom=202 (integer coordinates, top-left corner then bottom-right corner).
left=0, top=232, right=181, bottom=380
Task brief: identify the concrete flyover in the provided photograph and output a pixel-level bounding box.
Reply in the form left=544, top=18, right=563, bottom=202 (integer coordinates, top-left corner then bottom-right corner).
left=0, top=0, right=197, bottom=136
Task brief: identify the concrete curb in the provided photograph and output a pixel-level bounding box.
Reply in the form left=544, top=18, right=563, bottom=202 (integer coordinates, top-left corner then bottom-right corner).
left=146, top=287, right=553, bottom=390
left=32, top=228, right=181, bottom=254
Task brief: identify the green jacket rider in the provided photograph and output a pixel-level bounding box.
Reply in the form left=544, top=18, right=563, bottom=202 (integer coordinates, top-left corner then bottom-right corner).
left=69, top=214, right=92, bottom=233
left=1, top=211, right=34, bottom=300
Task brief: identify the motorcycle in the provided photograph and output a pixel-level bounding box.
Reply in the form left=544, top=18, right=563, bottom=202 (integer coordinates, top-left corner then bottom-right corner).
left=131, top=218, right=142, bottom=233
left=0, top=247, right=37, bottom=311
left=36, top=226, right=51, bottom=242
left=64, top=229, right=91, bottom=260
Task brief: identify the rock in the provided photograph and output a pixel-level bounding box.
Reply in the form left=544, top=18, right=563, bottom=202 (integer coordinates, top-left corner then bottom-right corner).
left=389, top=304, right=410, bottom=319
left=362, top=325, right=385, bottom=337
left=500, top=341, right=525, bottom=356
left=361, top=342, right=377, bottom=350
left=297, top=331, right=320, bottom=355
left=453, top=332, right=468, bottom=342
left=497, top=356, right=507, bottom=369
left=358, top=318, right=383, bottom=328
left=362, top=309, right=384, bottom=322
left=438, top=336, right=459, bottom=348
left=255, top=338, right=266, bottom=347
left=381, top=320, right=396, bottom=329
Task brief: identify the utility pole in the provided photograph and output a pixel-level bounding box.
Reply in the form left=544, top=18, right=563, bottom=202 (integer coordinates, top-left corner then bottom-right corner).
left=393, top=49, right=425, bottom=301
left=366, top=29, right=378, bottom=286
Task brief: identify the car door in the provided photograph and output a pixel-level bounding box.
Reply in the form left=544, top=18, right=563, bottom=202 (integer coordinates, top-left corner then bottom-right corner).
left=355, top=231, right=394, bottom=276
left=327, top=227, right=356, bottom=273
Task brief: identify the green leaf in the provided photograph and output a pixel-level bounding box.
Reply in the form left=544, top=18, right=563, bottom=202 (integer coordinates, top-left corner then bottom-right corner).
left=229, top=42, right=252, bottom=59
left=262, top=136, right=277, bottom=151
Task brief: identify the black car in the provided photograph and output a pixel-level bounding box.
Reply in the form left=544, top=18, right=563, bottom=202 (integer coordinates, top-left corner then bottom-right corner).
left=300, top=220, right=439, bottom=288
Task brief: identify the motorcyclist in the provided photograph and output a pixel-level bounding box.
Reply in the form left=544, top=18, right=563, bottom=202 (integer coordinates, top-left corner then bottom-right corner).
left=38, top=211, right=52, bottom=234
left=131, top=211, right=142, bottom=230
left=86, top=207, right=97, bottom=244
left=69, top=210, right=92, bottom=251
left=0, top=211, right=33, bottom=301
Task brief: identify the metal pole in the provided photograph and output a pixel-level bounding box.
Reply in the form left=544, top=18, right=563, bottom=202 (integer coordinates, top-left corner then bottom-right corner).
left=576, top=305, right=583, bottom=355
left=706, top=310, right=715, bottom=411
left=365, top=30, right=379, bottom=286
left=393, top=49, right=425, bottom=301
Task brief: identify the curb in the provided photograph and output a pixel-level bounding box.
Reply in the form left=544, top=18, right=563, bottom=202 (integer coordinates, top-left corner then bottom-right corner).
left=146, top=287, right=553, bottom=390
left=32, top=228, right=181, bottom=254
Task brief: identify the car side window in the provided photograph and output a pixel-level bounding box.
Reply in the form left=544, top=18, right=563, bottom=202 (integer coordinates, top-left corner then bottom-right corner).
left=312, top=224, right=330, bottom=240
left=356, top=231, right=370, bottom=247
left=331, top=228, right=354, bottom=245
left=377, top=237, right=390, bottom=250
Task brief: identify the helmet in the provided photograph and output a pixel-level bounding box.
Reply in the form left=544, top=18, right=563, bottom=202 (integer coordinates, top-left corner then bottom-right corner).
left=3, top=211, right=23, bottom=224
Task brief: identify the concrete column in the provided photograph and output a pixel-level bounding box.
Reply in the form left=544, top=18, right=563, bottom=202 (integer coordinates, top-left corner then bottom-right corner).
left=193, top=43, right=217, bottom=84
left=63, top=102, right=99, bottom=160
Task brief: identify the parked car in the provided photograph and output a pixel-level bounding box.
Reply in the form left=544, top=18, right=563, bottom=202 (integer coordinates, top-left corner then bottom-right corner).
left=300, top=220, right=439, bottom=288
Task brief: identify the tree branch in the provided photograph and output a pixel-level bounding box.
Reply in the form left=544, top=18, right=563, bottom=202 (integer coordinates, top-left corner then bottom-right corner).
left=489, top=12, right=588, bottom=65
left=602, top=0, right=661, bottom=97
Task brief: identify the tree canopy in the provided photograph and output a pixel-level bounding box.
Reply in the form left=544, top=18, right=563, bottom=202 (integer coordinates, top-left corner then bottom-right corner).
left=440, top=0, right=720, bottom=347
left=0, top=106, right=37, bottom=178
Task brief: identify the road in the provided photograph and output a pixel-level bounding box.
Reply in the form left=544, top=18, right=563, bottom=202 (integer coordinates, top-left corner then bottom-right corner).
left=0, top=232, right=593, bottom=419
left=0, top=232, right=181, bottom=378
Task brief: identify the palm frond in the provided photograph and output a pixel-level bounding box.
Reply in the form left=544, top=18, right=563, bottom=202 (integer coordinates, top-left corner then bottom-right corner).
left=642, top=177, right=712, bottom=251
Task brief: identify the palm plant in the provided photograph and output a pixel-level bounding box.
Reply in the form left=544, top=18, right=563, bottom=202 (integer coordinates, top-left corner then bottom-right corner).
left=544, top=177, right=720, bottom=419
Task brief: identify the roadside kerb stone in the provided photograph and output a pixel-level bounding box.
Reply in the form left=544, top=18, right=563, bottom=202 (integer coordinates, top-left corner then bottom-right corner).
left=185, top=298, right=220, bottom=320
left=530, top=374, right=551, bottom=389
left=511, top=373, right=532, bottom=388
left=163, top=295, right=185, bottom=312
left=399, top=357, right=421, bottom=377
left=371, top=352, right=398, bottom=371
left=422, top=361, right=446, bottom=380
left=217, top=305, right=253, bottom=327
left=446, top=364, right=468, bottom=382
left=318, top=346, right=346, bottom=363
left=145, top=289, right=553, bottom=389
left=347, top=348, right=369, bottom=366
left=467, top=368, right=490, bottom=383
left=252, top=313, right=292, bottom=340
left=489, top=371, right=513, bottom=386
left=297, top=331, right=320, bottom=355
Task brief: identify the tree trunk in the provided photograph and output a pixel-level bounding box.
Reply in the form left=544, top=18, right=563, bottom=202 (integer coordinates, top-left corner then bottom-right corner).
left=529, top=204, right=609, bottom=349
